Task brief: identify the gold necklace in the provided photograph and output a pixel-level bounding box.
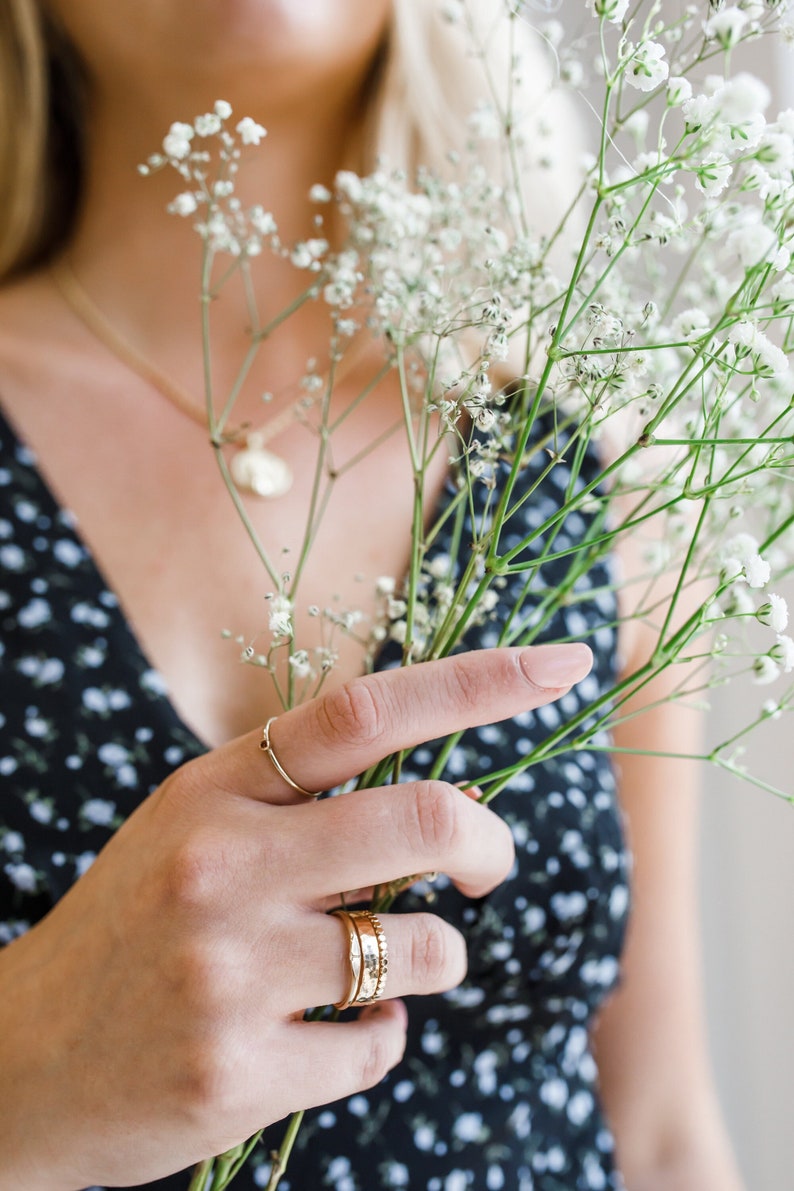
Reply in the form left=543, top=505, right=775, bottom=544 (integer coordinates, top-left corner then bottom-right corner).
left=50, top=258, right=326, bottom=499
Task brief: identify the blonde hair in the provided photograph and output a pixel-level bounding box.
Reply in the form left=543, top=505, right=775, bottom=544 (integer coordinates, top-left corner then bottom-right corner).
left=372, top=2, right=582, bottom=244
left=0, top=0, right=578, bottom=283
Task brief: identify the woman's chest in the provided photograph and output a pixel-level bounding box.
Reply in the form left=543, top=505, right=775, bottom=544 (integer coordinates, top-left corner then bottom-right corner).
left=2, top=381, right=447, bottom=745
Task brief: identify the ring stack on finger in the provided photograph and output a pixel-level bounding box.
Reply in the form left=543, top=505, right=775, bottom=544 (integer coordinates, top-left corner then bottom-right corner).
left=331, top=909, right=389, bottom=1011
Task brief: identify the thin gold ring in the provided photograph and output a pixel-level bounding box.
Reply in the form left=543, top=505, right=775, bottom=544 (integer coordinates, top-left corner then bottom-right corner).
left=258, top=716, right=319, bottom=798
left=331, top=909, right=389, bottom=1010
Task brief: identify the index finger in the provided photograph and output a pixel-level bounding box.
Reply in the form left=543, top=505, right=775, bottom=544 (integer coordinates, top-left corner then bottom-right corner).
left=247, top=644, right=592, bottom=802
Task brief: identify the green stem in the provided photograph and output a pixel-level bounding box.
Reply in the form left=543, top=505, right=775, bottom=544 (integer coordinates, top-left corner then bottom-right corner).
left=264, top=1111, right=306, bottom=1191
left=188, top=1159, right=213, bottom=1191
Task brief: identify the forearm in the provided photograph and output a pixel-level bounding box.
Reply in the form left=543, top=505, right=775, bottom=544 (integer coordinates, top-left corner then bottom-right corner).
left=626, top=1144, right=743, bottom=1191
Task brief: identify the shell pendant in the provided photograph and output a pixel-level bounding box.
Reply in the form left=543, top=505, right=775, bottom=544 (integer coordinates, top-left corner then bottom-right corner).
left=229, top=434, right=293, bottom=498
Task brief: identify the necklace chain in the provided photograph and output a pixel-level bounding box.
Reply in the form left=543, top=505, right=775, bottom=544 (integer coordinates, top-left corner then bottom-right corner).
left=50, top=258, right=307, bottom=446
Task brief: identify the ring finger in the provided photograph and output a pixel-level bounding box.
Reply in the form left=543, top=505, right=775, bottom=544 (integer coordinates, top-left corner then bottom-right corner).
left=275, top=909, right=467, bottom=1015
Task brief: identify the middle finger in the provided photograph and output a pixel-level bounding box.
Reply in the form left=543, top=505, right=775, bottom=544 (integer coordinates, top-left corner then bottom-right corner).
left=287, top=779, right=515, bottom=902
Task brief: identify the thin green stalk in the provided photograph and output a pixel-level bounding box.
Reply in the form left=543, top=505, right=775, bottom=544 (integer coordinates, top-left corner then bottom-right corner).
left=188, top=1159, right=213, bottom=1191
left=264, top=1112, right=306, bottom=1191
left=211, top=447, right=282, bottom=588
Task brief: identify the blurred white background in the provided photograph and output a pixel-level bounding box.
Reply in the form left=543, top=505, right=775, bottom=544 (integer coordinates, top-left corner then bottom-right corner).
left=539, top=5, right=794, bottom=1185
left=698, top=33, right=793, bottom=1191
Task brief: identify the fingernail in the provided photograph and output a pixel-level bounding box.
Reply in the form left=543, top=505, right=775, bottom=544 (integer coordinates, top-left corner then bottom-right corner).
left=453, top=781, right=484, bottom=802
left=519, top=643, right=593, bottom=690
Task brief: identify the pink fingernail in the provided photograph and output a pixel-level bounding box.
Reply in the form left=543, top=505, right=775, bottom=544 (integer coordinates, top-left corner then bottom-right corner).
left=519, top=643, right=593, bottom=690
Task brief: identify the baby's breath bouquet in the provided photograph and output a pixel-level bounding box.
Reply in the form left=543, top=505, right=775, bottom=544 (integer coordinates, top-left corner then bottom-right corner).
left=140, top=1, right=794, bottom=1186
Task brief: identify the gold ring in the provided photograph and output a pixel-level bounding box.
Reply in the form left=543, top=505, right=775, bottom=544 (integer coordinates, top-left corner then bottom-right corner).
left=331, top=909, right=389, bottom=1010
left=259, top=717, right=319, bottom=798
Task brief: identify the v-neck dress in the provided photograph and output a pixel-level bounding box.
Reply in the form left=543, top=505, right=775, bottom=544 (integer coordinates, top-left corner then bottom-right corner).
left=0, top=405, right=630, bottom=1191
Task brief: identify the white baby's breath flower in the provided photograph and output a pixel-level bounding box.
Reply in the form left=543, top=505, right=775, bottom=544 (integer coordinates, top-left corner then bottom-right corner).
left=623, top=110, right=650, bottom=143
left=744, top=553, right=771, bottom=589
left=291, top=238, right=328, bottom=270
left=703, top=601, right=724, bottom=624
left=426, top=555, right=452, bottom=580
left=194, top=112, right=222, bottom=137
left=162, top=121, right=194, bottom=160
left=776, top=108, right=794, bottom=138
left=695, top=155, right=732, bottom=198
left=724, top=534, right=760, bottom=566
left=267, top=593, right=293, bottom=639
left=389, top=619, right=408, bottom=644
left=250, top=206, right=277, bottom=236
left=288, top=650, right=313, bottom=680
left=667, top=76, right=692, bottom=106
left=771, top=274, right=794, bottom=307
left=587, top=0, right=629, bottom=22
left=727, top=221, right=778, bottom=270
left=682, top=93, right=716, bottom=132
left=335, top=170, right=364, bottom=203
left=440, top=0, right=464, bottom=21
left=727, top=321, right=789, bottom=378
left=626, top=42, right=669, bottom=93
left=672, top=308, right=711, bottom=341
left=541, top=20, right=565, bottom=48
left=468, top=102, right=501, bottom=141
left=335, top=317, right=359, bottom=338
left=375, top=576, right=396, bottom=596
left=309, top=184, right=332, bottom=203
left=724, top=585, right=756, bottom=616
left=479, top=589, right=499, bottom=614
left=720, top=556, right=745, bottom=585
left=715, top=73, right=770, bottom=123
left=757, top=593, right=789, bottom=633
left=739, top=1, right=766, bottom=24
left=756, top=131, right=794, bottom=178
left=771, top=635, right=794, bottom=672
left=169, top=192, right=198, bottom=217
left=705, top=8, right=750, bottom=49
left=753, top=655, right=781, bottom=684
left=236, top=116, right=267, bottom=146
left=214, top=99, right=232, bottom=120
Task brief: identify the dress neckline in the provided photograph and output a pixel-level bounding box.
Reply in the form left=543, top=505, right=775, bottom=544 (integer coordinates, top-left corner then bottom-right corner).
left=0, top=401, right=463, bottom=752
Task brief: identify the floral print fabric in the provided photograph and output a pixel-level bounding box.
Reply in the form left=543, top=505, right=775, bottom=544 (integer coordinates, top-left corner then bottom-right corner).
left=0, top=406, right=629, bottom=1190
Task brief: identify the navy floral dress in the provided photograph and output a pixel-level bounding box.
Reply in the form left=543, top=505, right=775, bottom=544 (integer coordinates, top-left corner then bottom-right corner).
left=0, top=404, right=630, bottom=1191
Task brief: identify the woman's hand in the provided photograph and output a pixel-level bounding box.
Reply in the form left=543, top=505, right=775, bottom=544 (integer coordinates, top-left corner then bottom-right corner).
left=0, top=644, right=591, bottom=1190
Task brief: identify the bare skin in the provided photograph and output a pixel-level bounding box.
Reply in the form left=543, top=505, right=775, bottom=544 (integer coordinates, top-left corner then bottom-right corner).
left=0, top=647, right=593, bottom=1188
left=0, top=1, right=744, bottom=1188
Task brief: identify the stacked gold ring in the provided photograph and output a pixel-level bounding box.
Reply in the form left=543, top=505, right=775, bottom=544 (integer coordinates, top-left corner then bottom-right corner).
left=331, top=909, right=389, bottom=1010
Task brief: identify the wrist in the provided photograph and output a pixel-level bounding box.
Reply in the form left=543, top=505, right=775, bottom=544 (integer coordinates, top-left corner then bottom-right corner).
left=0, top=931, right=85, bottom=1190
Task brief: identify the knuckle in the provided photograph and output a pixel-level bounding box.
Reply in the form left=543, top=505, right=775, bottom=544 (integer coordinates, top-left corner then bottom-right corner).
left=412, top=781, right=465, bottom=859
left=410, top=916, right=467, bottom=991
left=165, top=836, right=228, bottom=913
left=319, top=677, right=386, bottom=749
left=443, top=655, right=482, bottom=711
left=357, top=1032, right=395, bottom=1090
left=178, top=1033, right=235, bottom=1117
